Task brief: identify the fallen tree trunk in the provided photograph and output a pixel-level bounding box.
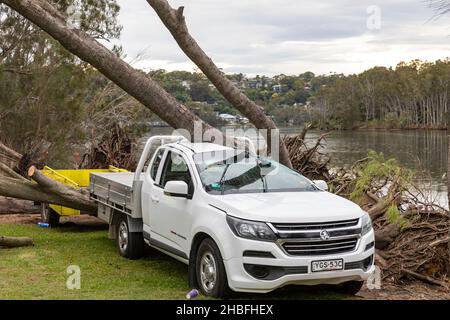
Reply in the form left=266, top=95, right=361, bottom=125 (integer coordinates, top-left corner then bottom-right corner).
left=147, top=0, right=292, bottom=167
left=0, top=141, right=21, bottom=162
left=0, top=235, right=33, bottom=248
left=0, top=142, right=97, bottom=213
left=0, top=197, right=40, bottom=214
left=0, top=162, right=27, bottom=180
left=0, top=171, right=97, bottom=213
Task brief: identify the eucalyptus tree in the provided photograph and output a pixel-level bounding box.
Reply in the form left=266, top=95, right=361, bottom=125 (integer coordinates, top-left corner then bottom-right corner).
left=0, top=0, right=122, bottom=166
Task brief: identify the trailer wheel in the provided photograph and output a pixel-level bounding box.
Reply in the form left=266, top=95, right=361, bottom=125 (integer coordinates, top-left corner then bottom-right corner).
left=196, top=238, right=230, bottom=298
left=116, top=216, right=144, bottom=260
left=334, top=280, right=364, bottom=295
left=40, top=204, right=60, bottom=227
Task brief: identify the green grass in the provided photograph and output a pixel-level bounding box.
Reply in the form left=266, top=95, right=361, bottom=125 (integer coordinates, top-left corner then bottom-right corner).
left=0, top=224, right=344, bottom=300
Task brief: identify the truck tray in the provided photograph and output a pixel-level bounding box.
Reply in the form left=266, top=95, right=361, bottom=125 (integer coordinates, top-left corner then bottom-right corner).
left=89, top=172, right=137, bottom=216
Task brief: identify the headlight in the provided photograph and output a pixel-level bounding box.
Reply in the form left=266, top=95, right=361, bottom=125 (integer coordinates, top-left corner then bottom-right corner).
left=361, top=212, right=373, bottom=236
left=226, top=215, right=276, bottom=241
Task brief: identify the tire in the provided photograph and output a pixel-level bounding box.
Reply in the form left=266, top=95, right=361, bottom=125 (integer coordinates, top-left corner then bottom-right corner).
left=196, top=238, right=230, bottom=298
left=40, top=204, right=60, bottom=228
left=116, top=215, right=144, bottom=260
left=334, top=280, right=364, bottom=295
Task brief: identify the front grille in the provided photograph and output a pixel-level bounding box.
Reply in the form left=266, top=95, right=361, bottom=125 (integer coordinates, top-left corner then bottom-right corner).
left=271, top=218, right=362, bottom=256
left=282, top=238, right=358, bottom=256
left=272, top=219, right=359, bottom=231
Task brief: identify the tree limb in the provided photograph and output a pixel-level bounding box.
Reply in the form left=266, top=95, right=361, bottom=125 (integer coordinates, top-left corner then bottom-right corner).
left=146, top=0, right=292, bottom=167
left=0, top=236, right=33, bottom=248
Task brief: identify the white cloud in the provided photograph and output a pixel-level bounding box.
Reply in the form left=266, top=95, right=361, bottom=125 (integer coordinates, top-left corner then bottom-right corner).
left=115, top=0, right=450, bottom=76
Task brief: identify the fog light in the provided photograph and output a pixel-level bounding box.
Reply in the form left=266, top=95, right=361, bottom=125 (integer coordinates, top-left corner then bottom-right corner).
left=363, top=255, right=374, bottom=270
left=244, top=264, right=270, bottom=279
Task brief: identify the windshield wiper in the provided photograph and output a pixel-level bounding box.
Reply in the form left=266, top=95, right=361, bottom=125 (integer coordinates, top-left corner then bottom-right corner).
left=218, top=163, right=231, bottom=195
left=256, top=158, right=268, bottom=192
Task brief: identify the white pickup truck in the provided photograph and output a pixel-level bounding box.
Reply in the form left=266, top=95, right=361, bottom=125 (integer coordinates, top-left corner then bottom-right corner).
left=89, top=135, right=375, bottom=298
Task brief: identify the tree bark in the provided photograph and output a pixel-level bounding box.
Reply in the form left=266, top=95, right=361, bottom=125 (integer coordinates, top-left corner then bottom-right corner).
left=0, top=197, right=40, bottom=214
left=0, top=162, right=27, bottom=181
left=374, top=222, right=401, bottom=250
left=0, top=141, right=22, bottom=162
left=0, top=142, right=97, bottom=213
left=146, top=0, right=292, bottom=168
left=0, top=172, right=96, bottom=213
left=0, top=235, right=33, bottom=248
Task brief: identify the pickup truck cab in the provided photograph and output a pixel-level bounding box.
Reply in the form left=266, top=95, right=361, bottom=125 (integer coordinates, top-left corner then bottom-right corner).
left=89, top=136, right=375, bottom=298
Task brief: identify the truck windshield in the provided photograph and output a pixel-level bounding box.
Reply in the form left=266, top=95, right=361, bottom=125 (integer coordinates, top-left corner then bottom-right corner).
left=193, top=150, right=318, bottom=195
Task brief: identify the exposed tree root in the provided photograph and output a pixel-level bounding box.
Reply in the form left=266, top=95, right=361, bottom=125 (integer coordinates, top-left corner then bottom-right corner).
left=285, top=128, right=449, bottom=289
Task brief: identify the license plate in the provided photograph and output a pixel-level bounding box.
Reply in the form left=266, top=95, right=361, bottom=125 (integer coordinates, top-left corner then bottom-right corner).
left=311, top=259, right=343, bottom=272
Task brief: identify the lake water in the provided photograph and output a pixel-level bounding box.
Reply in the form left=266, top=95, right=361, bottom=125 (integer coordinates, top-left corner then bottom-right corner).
left=147, top=126, right=448, bottom=207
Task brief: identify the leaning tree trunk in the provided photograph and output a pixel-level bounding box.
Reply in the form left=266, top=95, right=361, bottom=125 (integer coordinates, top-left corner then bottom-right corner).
left=0, top=0, right=219, bottom=138
left=146, top=0, right=292, bottom=167
left=0, top=0, right=290, bottom=167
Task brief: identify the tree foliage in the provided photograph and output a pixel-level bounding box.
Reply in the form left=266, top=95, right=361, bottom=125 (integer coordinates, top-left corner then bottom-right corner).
left=312, top=60, right=450, bottom=129
left=0, top=0, right=122, bottom=166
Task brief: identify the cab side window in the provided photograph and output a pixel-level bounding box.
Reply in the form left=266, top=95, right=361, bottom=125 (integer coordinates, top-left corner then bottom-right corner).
left=160, top=151, right=194, bottom=194
left=150, top=149, right=165, bottom=181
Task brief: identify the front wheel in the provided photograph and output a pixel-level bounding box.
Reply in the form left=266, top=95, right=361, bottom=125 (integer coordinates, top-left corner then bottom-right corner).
left=334, top=280, right=364, bottom=295
left=116, top=215, right=144, bottom=260
left=196, top=238, right=230, bottom=298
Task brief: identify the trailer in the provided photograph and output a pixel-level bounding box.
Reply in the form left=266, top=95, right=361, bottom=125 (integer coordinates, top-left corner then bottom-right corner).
left=40, top=165, right=128, bottom=226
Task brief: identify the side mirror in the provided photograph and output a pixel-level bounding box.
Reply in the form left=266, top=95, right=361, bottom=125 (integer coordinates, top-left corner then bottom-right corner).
left=164, top=181, right=190, bottom=199
left=313, top=180, right=329, bottom=191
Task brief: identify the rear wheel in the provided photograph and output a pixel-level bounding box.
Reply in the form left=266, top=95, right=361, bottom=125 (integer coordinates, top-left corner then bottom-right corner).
left=40, top=204, right=60, bottom=227
left=334, top=280, right=364, bottom=295
left=116, top=215, right=144, bottom=260
left=195, top=238, right=230, bottom=298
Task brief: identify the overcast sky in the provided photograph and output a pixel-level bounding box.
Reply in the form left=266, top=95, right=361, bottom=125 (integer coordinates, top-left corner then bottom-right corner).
left=114, top=0, right=450, bottom=76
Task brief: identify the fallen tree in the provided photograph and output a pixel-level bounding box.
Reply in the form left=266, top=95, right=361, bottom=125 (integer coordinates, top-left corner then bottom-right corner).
left=0, top=197, right=40, bottom=214
left=0, top=235, right=33, bottom=248
left=285, top=135, right=449, bottom=288
left=79, top=123, right=137, bottom=171
left=0, top=144, right=97, bottom=213
left=283, top=124, right=330, bottom=181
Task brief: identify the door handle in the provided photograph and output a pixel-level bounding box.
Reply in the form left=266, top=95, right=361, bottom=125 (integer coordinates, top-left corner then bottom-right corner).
left=151, top=195, right=159, bottom=203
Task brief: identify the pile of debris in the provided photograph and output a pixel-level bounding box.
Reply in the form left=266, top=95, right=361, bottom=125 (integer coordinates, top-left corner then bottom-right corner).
left=286, top=129, right=449, bottom=289
left=78, top=124, right=137, bottom=171
left=283, top=125, right=330, bottom=181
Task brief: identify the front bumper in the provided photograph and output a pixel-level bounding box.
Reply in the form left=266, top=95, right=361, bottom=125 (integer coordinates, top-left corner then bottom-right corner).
left=223, top=229, right=375, bottom=293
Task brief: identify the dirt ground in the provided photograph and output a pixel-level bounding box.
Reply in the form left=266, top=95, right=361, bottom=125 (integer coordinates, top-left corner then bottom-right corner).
left=1, top=213, right=449, bottom=300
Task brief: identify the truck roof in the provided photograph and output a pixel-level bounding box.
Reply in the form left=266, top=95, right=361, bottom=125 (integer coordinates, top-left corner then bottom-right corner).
left=170, top=141, right=235, bottom=154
